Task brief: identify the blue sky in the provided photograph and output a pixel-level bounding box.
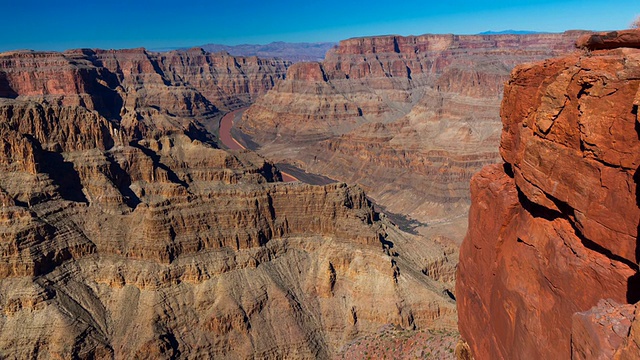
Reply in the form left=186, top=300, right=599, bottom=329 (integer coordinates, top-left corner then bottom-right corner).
left=1, top=0, right=639, bottom=51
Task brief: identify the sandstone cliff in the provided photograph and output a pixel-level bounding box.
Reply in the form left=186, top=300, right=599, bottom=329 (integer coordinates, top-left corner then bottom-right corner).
left=0, top=127, right=457, bottom=358
left=157, top=48, right=290, bottom=110
left=456, top=31, right=640, bottom=359
left=0, top=48, right=289, bottom=140
left=238, top=32, right=586, bottom=235
left=0, top=49, right=457, bottom=358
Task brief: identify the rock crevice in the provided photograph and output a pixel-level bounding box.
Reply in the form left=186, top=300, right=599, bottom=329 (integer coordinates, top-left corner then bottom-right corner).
left=457, top=30, right=640, bottom=360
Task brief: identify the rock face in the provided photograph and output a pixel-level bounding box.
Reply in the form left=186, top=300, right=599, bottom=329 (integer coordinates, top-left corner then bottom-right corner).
left=456, top=32, right=640, bottom=359
left=157, top=48, right=290, bottom=110
left=238, top=32, right=587, bottom=234
left=0, top=49, right=457, bottom=358
left=571, top=299, right=639, bottom=360
left=0, top=47, right=289, bottom=123
left=577, top=30, right=640, bottom=50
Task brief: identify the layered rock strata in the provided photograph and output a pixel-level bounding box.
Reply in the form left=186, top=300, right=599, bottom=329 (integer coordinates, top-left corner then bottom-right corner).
left=157, top=48, right=290, bottom=110
left=197, top=42, right=337, bottom=62
left=0, top=50, right=457, bottom=358
left=239, top=32, right=586, bottom=233
left=456, top=31, right=640, bottom=359
left=0, top=48, right=289, bottom=131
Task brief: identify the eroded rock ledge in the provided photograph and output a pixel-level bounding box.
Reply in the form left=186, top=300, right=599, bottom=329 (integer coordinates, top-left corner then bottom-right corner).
left=457, top=31, right=640, bottom=359
left=577, top=29, right=640, bottom=50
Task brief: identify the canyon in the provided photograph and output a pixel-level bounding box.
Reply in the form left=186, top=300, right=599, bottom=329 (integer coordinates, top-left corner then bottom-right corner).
left=456, top=29, right=640, bottom=359
left=237, top=31, right=588, bottom=238
left=0, top=47, right=458, bottom=358
left=2, top=27, right=638, bottom=359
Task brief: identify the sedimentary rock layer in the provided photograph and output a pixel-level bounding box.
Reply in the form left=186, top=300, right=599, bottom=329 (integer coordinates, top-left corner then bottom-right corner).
left=0, top=47, right=289, bottom=128
left=196, top=42, right=337, bottom=62
left=456, top=33, right=640, bottom=359
left=0, top=49, right=457, bottom=358
left=239, top=32, right=586, bottom=231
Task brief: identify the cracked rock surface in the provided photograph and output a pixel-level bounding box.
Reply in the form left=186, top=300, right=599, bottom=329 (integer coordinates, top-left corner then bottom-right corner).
left=456, top=41, right=640, bottom=359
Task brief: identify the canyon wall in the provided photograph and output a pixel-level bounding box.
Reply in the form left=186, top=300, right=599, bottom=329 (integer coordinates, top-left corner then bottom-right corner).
left=196, top=42, right=337, bottom=62
left=0, top=49, right=458, bottom=358
left=456, top=32, right=640, bottom=359
left=156, top=48, right=290, bottom=110
left=239, top=32, right=587, bottom=233
left=0, top=47, right=289, bottom=136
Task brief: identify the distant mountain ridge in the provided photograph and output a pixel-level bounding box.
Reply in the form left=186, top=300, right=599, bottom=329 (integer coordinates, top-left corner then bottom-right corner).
left=153, top=35, right=555, bottom=61
left=171, top=41, right=337, bottom=62
left=478, top=30, right=547, bottom=35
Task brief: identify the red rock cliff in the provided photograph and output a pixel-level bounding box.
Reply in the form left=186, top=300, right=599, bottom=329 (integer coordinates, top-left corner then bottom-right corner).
left=456, top=31, right=640, bottom=359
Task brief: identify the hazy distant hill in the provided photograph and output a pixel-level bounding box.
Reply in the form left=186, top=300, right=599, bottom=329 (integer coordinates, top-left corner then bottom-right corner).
left=193, top=41, right=337, bottom=62
left=478, top=30, right=547, bottom=35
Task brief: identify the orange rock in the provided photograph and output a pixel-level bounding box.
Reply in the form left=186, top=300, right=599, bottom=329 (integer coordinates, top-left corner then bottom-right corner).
left=571, top=299, right=636, bottom=360
left=576, top=29, right=640, bottom=50
left=457, top=45, right=640, bottom=359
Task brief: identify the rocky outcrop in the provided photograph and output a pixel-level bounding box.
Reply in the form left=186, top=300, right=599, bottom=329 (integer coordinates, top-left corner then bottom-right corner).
left=238, top=31, right=587, bottom=234
left=577, top=30, right=640, bottom=50
left=0, top=128, right=458, bottom=357
left=571, top=299, right=639, bottom=360
left=0, top=48, right=457, bottom=358
left=456, top=34, right=640, bottom=359
left=157, top=48, right=290, bottom=109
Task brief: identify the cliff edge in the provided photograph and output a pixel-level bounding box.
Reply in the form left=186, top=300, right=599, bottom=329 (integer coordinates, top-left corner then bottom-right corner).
left=456, top=30, right=640, bottom=359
